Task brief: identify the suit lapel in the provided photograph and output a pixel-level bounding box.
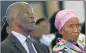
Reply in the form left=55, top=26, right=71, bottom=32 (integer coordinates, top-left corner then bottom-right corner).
left=15, top=43, right=27, bottom=53
left=9, top=34, right=27, bottom=53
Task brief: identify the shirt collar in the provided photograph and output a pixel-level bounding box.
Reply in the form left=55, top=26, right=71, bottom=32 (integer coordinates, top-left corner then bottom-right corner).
left=11, top=31, right=27, bottom=44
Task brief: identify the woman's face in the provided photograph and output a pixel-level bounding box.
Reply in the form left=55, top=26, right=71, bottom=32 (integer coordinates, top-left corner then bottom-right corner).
left=61, top=17, right=80, bottom=42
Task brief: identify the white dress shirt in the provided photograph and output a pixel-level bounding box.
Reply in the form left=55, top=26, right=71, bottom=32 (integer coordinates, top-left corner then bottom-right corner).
left=11, top=31, right=37, bottom=53
left=40, top=34, right=55, bottom=46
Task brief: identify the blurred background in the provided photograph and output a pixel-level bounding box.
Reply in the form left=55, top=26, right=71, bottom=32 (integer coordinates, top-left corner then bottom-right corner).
left=1, top=1, right=85, bottom=25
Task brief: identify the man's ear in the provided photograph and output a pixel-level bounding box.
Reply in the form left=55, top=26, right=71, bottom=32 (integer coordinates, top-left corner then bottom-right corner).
left=10, top=17, right=20, bottom=29
left=11, top=17, right=16, bottom=25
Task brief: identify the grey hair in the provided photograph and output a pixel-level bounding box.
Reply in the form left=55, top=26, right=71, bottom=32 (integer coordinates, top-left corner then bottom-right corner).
left=6, top=2, right=32, bottom=28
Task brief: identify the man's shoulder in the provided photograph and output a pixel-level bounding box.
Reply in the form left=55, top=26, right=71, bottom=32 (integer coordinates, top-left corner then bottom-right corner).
left=40, top=43, right=49, bottom=48
left=34, top=41, right=48, bottom=48
left=1, top=36, right=12, bottom=47
left=1, top=34, right=16, bottom=48
left=1, top=37, right=14, bottom=53
left=33, top=41, right=49, bottom=53
left=39, top=43, right=49, bottom=53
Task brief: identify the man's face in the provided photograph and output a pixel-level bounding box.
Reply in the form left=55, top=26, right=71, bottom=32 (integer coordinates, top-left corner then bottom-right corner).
left=31, top=25, right=43, bottom=38
left=17, top=6, right=35, bottom=32
left=61, top=17, right=80, bottom=42
left=39, top=21, right=50, bottom=34
left=30, top=21, right=50, bottom=39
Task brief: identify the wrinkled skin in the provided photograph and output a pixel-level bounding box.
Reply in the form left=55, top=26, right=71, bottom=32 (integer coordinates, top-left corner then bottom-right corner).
left=60, top=17, right=80, bottom=44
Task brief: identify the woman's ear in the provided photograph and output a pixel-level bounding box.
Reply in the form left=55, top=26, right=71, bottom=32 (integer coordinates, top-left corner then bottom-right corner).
left=59, top=29, right=63, bottom=34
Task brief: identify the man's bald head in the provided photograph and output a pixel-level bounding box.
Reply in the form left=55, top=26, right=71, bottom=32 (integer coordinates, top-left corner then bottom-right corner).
left=6, top=2, right=33, bottom=27
left=6, top=2, right=35, bottom=35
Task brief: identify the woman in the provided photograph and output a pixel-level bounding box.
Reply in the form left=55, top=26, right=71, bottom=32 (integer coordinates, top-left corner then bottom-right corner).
left=53, top=9, right=85, bottom=53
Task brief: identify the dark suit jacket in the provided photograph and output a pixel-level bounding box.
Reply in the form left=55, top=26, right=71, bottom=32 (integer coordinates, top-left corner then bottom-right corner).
left=1, top=34, right=49, bottom=53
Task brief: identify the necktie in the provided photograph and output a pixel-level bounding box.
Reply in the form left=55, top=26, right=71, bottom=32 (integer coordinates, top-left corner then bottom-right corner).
left=26, top=38, right=36, bottom=53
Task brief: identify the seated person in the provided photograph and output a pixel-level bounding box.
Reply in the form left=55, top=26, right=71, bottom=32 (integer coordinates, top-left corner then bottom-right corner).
left=53, top=9, right=85, bottom=53
left=30, top=18, right=50, bottom=42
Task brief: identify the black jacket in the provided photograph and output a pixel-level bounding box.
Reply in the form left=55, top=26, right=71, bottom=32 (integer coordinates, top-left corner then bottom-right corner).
left=1, top=33, right=49, bottom=53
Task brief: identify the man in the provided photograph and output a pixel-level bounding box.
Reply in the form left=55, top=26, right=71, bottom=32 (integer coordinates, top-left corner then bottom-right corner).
left=30, top=18, right=54, bottom=53
left=53, top=9, right=85, bottom=53
left=31, top=18, right=54, bottom=46
left=30, top=18, right=50, bottom=42
left=1, top=2, right=49, bottom=53
left=30, top=18, right=50, bottom=52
